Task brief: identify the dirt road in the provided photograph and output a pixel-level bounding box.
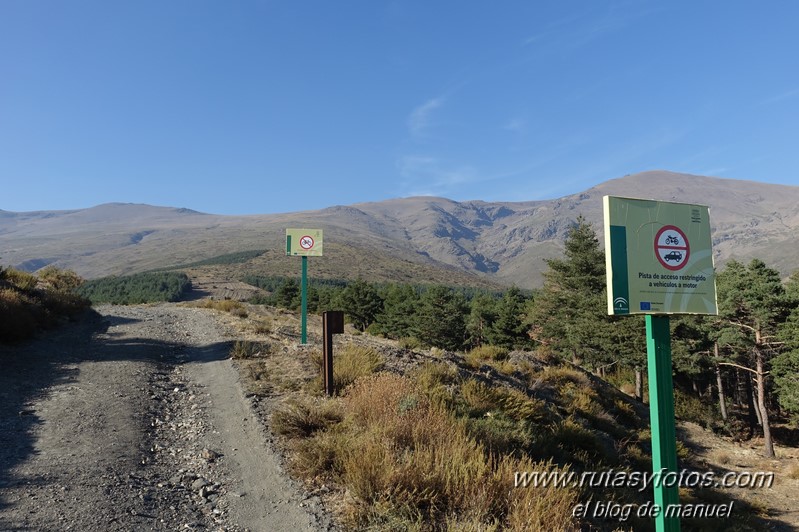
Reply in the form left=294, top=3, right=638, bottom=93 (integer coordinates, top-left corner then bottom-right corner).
left=0, top=304, right=332, bottom=531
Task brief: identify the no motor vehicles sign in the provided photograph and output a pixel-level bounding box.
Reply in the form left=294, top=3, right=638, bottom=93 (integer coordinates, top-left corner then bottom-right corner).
left=654, top=225, right=689, bottom=271
left=604, top=196, right=717, bottom=315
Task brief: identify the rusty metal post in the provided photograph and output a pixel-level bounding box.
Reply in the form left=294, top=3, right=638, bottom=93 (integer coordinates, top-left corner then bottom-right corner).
left=322, top=311, right=344, bottom=396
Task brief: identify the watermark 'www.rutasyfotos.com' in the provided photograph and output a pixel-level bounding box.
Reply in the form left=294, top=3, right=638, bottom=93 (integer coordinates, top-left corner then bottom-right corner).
left=514, top=468, right=774, bottom=491
left=514, top=468, right=774, bottom=522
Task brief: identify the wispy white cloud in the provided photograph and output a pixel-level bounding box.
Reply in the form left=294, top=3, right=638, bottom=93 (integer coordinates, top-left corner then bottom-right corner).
left=758, top=88, right=799, bottom=106
left=396, top=132, right=593, bottom=200
left=522, top=3, right=664, bottom=53
left=407, top=97, right=444, bottom=136
left=397, top=155, right=479, bottom=196
left=671, top=146, right=732, bottom=177
left=514, top=126, right=691, bottom=200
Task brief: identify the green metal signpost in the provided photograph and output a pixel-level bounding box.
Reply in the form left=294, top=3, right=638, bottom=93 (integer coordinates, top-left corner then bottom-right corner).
left=646, top=314, right=680, bottom=532
left=286, top=228, right=323, bottom=345
left=604, top=197, right=717, bottom=532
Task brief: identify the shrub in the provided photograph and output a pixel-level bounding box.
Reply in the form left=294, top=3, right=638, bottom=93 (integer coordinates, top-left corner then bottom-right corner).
left=469, top=345, right=510, bottom=361
left=37, top=266, right=83, bottom=293
left=5, top=269, right=38, bottom=291
left=547, top=417, right=610, bottom=465
left=230, top=340, right=271, bottom=359
left=292, top=430, right=344, bottom=478
left=230, top=306, right=248, bottom=318
left=197, top=299, right=246, bottom=314
left=272, top=398, right=343, bottom=439
left=41, top=289, right=88, bottom=318
left=673, top=388, right=718, bottom=429
left=0, top=266, right=89, bottom=342
left=345, top=373, right=424, bottom=429
left=279, top=371, right=584, bottom=530
left=415, top=361, right=459, bottom=389
left=538, top=366, right=591, bottom=388
left=466, top=413, right=535, bottom=457
left=495, top=388, right=549, bottom=423
left=398, top=336, right=423, bottom=350
left=252, top=318, right=272, bottom=334
left=461, top=378, right=501, bottom=416
left=414, top=362, right=459, bottom=408
left=503, top=457, right=580, bottom=531
left=342, top=374, right=579, bottom=529
left=713, top=451, right=731, bottom=465
left=0, top=288, right=38, bottom=341
left=332, top=343, right=384, bottom=391
left=244, top=360, right=267, bottom=382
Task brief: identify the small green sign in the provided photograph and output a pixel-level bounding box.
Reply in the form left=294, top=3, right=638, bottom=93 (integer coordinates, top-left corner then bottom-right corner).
left=604, top=196, right=717, bottom=315
left=286, top=228, right=323, bottom=257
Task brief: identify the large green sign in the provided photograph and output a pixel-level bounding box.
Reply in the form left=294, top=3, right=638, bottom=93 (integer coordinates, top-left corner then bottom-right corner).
left=286, top=228, right=323, bottom=257
left=604, top=196, right=717, bottom=315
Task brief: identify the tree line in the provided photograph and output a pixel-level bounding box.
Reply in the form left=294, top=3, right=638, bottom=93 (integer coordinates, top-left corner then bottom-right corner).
left=78, top=271, right=192, bottom=304
left=253, top=218, right=799, bottom=457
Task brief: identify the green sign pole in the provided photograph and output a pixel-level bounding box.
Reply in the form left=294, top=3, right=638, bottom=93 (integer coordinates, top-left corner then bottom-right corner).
left=646, top=315, right=680, bottom=532
left=301, top=255, right=308, bottom=344
left=286, top=228, right=322, bottom=346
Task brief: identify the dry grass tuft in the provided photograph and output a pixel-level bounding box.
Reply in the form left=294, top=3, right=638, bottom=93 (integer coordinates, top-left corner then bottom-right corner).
left=469, top=345, right=510, bottom=362
left=538, top=366, right=591, bottom=388
left=272, top=398, right=343, bottom=439
left=398, top=336, right=423, bottom=350
left=4, top=269, right=38, bottom=291
left=244, top=360, right=267, bottom=383
left=713, top=451, right=731, bottom=465
left=251, top=318, right=272, bottom=334
left=230, top=340, right=271, bottom=359
left=0, top=266, right=89, bottom=341
left=281, top=372, right=580, bottom=530
left=196, top=298, right=247, bottom=315
left=495, top=388, right=549, bottom=423
left=332, top=343, right=384, bottom=391
left=461, top=378, right=500, bottom=415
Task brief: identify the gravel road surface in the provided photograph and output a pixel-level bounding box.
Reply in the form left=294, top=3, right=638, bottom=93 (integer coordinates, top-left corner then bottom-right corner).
left=0, top=304, right=331, bottom=531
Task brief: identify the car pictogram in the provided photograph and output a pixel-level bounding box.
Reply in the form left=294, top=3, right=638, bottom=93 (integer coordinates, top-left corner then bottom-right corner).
left=663, top=250, right=683, bottom=262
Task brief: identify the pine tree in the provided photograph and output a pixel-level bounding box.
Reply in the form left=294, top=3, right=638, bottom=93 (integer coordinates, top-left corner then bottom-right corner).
left=373, top=284, right=420, bottom=339
left=489, top=286, right=529, bottom=349
left=340, top=278, right=383, bottom=332
left=670, top=315, right=715, bottom=393
left=275, top=278, right=300, bottom=309
left=467, top=293, right=498, bottom=348
left=773, top=270, right=799, bottom=423
left=715, top=259, right=789, bottom=457
left=414, top=285, right=468, bottom=351
left=526, top=216, right=614, bottom=369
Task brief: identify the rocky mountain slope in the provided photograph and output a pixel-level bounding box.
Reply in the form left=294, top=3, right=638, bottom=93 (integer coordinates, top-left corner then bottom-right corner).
left=2, top=171, right=798, bottom=288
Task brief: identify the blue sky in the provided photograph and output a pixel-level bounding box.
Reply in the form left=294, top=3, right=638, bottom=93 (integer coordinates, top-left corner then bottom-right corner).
left=2, top=1, right=798, bottom=215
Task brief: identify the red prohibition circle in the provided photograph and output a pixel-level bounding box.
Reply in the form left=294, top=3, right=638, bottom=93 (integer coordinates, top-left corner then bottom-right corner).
left=654, top=225, right=689, bottom=271
left=299, top=235, right=315, bottom=250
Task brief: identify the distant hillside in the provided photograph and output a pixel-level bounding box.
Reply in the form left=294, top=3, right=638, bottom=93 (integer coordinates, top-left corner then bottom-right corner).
left=2, top=171, right=798, bottom=288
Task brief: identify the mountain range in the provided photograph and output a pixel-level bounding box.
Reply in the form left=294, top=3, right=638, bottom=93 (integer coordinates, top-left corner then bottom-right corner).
left=2, top=171, right=798, bottom=289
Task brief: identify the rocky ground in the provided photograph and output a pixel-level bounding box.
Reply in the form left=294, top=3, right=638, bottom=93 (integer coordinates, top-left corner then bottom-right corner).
left=0, top=304, right=333, bottom=531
